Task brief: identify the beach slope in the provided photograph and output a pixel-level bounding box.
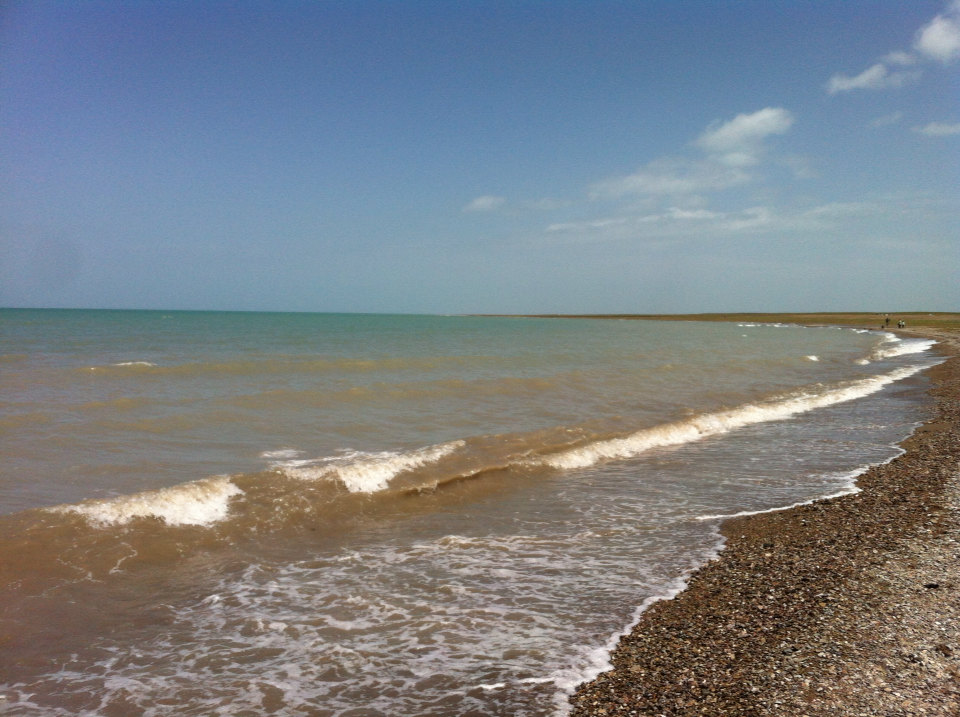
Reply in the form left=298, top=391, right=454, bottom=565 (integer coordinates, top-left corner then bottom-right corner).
left=570, top=326, right=960, bottom=715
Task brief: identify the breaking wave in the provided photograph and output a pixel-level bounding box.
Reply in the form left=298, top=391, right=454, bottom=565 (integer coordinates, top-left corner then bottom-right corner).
left=48, top=475, right=243, bottom=527
left=39, top=363, right=930, bottom=535
left=869, top=334, right=937, bottom=361
left=269, top=440, right=466, bottom=492
left=537, top=365, right=926, bottom=471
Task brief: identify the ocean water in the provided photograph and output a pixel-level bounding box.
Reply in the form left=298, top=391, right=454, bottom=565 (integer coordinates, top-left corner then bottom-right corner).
left=0, top=309, right=941, bottom=715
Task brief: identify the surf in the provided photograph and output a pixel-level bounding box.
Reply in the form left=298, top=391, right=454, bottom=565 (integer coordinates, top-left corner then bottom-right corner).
left=34, top=363, right=933, bottom=543
left=0, top=311, right=943, bottom=717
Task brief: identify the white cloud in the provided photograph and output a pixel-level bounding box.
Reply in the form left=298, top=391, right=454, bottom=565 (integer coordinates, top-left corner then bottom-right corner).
left=663, top=207, right=723, bottom=221
left=552, top=109, right=806, bottom=244
left=462, top=195, right=505, bottom=212
left=883, top=51, right=918, bottom=66
left=590, top=108, right=793, bottom=200
left=826, top=63, right=920, bottom=94
left=589, top=158, right=751, bottom=199
left=546, top=217, right=628, bottom=233
left=802, top=201, right=878, bottom=218
left=695, top=108, right=795, bottom=165
left=913, top=121, right=960, bottom=135
left=914, top=1, right=960, bottom=63
left=720, top=206, right=775, bottom=232
left=544, top=205, right=778, bottom=242
left=827, top=2, right=960, bottom=95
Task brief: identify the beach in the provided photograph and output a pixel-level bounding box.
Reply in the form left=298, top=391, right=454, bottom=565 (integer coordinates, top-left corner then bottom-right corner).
left=1, top=311, right=953, bottom=714
left=570, top=324, right=960, bottom=716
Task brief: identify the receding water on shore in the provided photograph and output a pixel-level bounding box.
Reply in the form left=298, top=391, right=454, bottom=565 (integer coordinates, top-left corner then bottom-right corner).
left=0, top=310, right=940, bottom=715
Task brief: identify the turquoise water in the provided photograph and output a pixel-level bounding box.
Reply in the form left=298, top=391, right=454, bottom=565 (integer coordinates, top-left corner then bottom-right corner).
left=0, top=310, right=940, bottom=715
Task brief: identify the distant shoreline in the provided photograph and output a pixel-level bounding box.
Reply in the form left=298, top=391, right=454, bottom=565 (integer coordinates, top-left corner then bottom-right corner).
left=473, top=311, right=960, bottom=332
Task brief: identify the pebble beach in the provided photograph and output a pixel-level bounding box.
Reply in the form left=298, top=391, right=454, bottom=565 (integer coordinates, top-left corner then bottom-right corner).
left=570, top=326, right=960, bottom=716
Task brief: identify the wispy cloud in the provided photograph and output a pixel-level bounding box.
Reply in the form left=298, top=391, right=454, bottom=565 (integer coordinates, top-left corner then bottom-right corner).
left=801, top=201, right=879, bottom=219
left=826, top=1, right=960, bottom=94
left=883, top=51, right=918, bottom=66
left=589, top=158, right=751, bottom=199
left=462, top=195, right=506, bottom=212
left=826, top=63, right=920, bottom=94
left=870, top=111, right=904, bottom=128
left=545, top=205, right=779, bottom=242
left=913, top=121, right=960, bottom=136
left=546, top=217, right=630, bottom=234
left=540, top=188, right=951, bottom=248
left=553, top=108, right=805, bottom=243
left=590, top=108, right=793, bottom=200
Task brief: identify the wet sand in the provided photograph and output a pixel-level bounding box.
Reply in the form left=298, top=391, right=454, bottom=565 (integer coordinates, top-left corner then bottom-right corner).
left=570, top=326, right=960, bottom=716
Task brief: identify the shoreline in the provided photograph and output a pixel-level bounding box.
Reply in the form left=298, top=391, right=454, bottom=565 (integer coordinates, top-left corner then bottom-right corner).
left=569, top=326, right=960, bottom=715
left=476, top=312, right=960, bottom=338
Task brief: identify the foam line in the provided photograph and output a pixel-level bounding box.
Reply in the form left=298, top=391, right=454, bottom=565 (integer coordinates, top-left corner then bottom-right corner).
left=552, top=537, right=727, bottom=716
left=540, top=365, right=926, bottom=471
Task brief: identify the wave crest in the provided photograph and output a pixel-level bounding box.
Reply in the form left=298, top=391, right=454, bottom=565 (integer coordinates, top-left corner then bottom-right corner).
left=271, top=441, right=466, bottom=493
left=872, top=337, right=937, bottom=361
left=49, top=475, right=243, bottom=527
left=539, top=365, right=926, bottom=471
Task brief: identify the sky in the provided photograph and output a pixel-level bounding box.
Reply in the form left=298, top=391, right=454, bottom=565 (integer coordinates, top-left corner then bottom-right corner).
left=1, top=0, right=958, bottom=314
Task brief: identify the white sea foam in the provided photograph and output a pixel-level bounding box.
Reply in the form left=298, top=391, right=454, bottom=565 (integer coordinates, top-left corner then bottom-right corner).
left=323, top=616, right=376, bottom=631
left=737, top=322, right=795, bottom=328
left=49, top=475, right=243, bottom=527
left=805, top=355, right=819, bottom=361
left=273, top=440, right=465, bottom=492
left=259, top=448, right=304, bottom=460
left=854, top=334, right=935, bottom=369
left=693, top=485, right=863, bottom=522
left=552, top=538, right=727, bottom=716
left=693, top=440, right=910, bottom=522
left=873, top=337, right=936, bottom=360
left=87, top=361, right=158, bottom=372
left=540, top=364, right=926, bottom=471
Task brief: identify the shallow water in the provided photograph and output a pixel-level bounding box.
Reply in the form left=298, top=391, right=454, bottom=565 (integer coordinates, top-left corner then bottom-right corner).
left=0, top=310, right=939, bottom=715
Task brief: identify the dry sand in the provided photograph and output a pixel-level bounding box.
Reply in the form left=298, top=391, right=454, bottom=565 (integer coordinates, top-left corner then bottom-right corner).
left=569, top=325, right=960, bottom=716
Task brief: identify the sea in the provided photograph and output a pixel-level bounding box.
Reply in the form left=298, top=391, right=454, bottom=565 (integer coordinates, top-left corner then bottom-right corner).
left=0, top=309, right=942, bottom=716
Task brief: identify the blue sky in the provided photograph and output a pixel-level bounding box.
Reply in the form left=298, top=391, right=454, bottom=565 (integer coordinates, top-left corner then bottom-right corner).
left=2, top=1, right=958, bottom=313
